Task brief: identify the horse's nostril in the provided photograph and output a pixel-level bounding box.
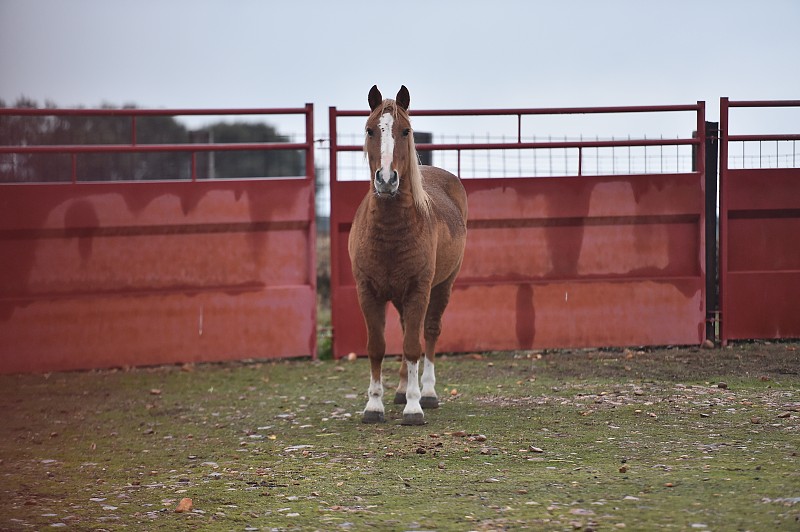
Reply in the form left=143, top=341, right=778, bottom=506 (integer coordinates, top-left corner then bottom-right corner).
left=390, top=171, right=398, bottom=184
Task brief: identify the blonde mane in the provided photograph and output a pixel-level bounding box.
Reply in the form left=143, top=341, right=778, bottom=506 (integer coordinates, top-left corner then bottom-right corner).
left=365, top=100, right=432, bottom=216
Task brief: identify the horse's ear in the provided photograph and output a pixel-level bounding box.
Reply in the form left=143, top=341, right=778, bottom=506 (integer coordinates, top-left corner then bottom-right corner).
left=396, top=85, right=410, bottom=111
left=368, top=85, right=383, bottom=111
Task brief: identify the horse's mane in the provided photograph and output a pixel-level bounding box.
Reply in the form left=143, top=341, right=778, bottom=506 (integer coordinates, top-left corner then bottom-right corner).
left=365, top=100, right=432, bottom=216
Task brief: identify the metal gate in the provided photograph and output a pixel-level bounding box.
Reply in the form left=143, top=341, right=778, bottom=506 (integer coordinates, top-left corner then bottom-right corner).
left=0, top=105, right=316, bottom=374
left=329, top=103, right=709, bottom=357
left=719, top=98, right=800, bottom=343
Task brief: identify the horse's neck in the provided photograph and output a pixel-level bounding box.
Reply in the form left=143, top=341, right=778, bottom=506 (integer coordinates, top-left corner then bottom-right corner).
left=369, top=193, right=413, bottom=217
left=367, top=191, right=424, bottom=233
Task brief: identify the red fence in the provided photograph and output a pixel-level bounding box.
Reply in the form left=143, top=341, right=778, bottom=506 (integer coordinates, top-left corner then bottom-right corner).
left=719, top=98, right=800, bottom=343
left=0, top=105, right=317, bottom=374
left=4, top=98, right=797, bottom=373
left=329, top=103, right=709, bottom=358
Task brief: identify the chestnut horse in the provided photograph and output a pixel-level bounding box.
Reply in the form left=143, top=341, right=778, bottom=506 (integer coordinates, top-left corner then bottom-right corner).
left=349, top=85, right=468, bottom=425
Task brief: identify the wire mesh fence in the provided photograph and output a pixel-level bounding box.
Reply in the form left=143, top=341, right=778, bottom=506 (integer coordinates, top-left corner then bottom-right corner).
left=727, top=139, right=800, bottom=169
left=326, top=132, right=699, bottom=181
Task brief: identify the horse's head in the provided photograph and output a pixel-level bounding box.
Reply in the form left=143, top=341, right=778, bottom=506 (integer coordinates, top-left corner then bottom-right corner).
left=364, top=85, right=414, bottom=198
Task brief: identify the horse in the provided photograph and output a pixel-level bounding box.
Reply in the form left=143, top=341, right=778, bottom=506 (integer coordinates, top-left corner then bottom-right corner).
left=348, top=85, right=468, bottom=425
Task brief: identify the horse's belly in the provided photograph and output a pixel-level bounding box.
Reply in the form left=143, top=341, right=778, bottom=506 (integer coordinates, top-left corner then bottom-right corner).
left=432, top=236, right=466, bottom=286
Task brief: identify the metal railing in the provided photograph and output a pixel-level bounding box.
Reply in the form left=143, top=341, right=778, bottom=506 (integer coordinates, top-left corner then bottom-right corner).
left=329, top=103, right=706, bottom=181
left=0, top=105, right=315, bottom=183
left=721, top=98, right=800, bottom=170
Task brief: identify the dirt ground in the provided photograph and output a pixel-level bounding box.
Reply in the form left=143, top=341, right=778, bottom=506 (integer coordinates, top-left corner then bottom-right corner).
left=503, top=341, right=800, bottom=382
left=0, top=340, right=798, bottom=531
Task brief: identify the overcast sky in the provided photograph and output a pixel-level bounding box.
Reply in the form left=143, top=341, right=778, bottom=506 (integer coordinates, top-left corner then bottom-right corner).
left=2, top=0, right=799, bottom=136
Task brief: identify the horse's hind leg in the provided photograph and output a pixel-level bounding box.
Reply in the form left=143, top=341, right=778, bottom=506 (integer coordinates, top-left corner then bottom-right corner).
left=420, top=269, right=459, bottom=409
left=358, top=290, right=387, bottom=424
left=394, top=305, right=408, bottom=405
left=394, top=357, right=409, bottom=405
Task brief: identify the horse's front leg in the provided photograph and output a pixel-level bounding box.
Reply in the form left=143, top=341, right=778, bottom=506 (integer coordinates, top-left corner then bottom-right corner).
left=357, top=290, right=387, bottom=424
left=399, top=291, right=430, bottom=426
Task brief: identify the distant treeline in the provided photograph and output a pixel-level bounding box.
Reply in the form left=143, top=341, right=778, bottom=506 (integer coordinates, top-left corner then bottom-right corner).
left=0, top=98, right=304, bottom=182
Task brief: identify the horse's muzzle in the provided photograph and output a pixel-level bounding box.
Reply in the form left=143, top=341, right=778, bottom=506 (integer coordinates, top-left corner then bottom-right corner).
left=374, top=169, right=399, bottom=196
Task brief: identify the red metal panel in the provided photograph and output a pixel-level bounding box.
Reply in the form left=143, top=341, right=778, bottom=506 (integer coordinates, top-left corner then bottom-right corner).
left=0, top=106, right=316, bottom=374
left=719, top=98, right=800, bottom=343
left=330, top=104, right=707, bottom=357
left=725, top=272, right=800, bottom=339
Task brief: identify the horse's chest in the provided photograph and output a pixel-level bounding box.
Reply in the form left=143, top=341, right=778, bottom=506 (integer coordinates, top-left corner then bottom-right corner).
left=354, top=238, right=432, bottom=297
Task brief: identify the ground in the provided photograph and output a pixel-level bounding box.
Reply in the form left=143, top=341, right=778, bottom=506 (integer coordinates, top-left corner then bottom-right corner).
left=0, top=342, right=798, bottom=531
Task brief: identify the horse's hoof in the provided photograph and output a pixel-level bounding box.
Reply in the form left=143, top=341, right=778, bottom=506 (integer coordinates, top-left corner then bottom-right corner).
left=420, top=396, right=439, bottom=409
left=362, top=411, right=385, bottom=424
left=401, top=413, right=426, bottom=426
left=393, top=392, right=407, bottom=405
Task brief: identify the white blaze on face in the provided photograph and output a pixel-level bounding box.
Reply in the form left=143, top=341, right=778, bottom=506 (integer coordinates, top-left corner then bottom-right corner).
left=378, top=112, right=394, bottom=180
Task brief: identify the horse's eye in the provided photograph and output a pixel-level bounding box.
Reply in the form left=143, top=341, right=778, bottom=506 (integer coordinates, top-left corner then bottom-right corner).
left=366, top=128, right=374, bottom=137
left=402, top=128, right=410, bottom=137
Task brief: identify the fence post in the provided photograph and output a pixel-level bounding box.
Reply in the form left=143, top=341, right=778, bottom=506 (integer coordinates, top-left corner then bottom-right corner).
left=414, top=131, right=433, bottom=165
left=704, top=121, right=719, bottom=343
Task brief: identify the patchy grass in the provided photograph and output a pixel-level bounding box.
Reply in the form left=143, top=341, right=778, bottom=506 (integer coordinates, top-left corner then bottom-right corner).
left=1, top=342, right=798, bottom=531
